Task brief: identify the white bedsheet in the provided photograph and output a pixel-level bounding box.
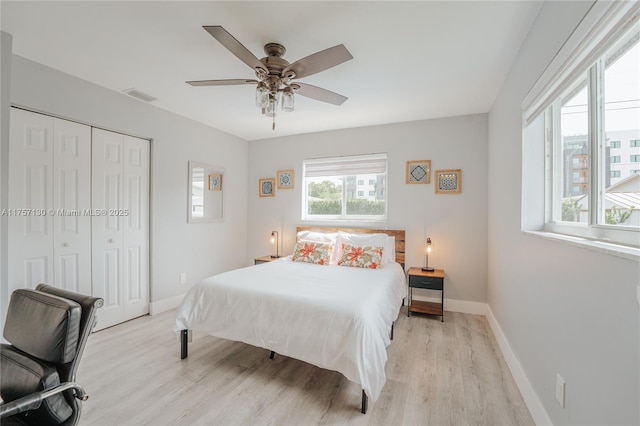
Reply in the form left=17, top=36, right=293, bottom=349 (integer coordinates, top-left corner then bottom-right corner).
left=174, top=257, right=406, bottom=402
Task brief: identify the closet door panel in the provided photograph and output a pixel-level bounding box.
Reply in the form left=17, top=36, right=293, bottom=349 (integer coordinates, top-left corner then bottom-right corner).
left=92, top=128, right=125, bottom=328
left=123, top=135, right=149, bottom=317
left=8, top=109, right=54, bottom=294
left=53, top=118, right=91, bottom=294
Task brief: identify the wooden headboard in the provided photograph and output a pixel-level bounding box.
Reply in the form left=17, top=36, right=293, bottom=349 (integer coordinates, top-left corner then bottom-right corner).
left=296, top=226, right=405, bottom=267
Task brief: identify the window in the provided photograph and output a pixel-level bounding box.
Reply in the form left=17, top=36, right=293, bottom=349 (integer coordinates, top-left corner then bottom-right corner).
left=302, top=153, right=387, bottom=221
left=522, top=5, right=639, bottom=247
left=369, top=179, right=375, bottom=185
left=631, top=139, right=640, bottom=147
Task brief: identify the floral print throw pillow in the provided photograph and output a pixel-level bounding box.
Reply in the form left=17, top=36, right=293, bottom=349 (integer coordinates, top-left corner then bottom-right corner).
left=337, top=243, right=383, bottom=269
left=291, top=240, right=332, bottom=265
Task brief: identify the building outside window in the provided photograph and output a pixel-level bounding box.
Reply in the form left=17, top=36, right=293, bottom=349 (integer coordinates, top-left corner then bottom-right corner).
left=610, top=140, right=621, bottom=148
left=631, top=139, right=640, bottom=147
left=631, top=155, right=640, bottom=162
left=611, top=170, right=621, bottom=178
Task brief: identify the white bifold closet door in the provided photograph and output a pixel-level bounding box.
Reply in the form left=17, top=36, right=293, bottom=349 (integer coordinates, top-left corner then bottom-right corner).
left=91, top=128, right=149, bottom=330
left=8, top=108, right=91, bottom=296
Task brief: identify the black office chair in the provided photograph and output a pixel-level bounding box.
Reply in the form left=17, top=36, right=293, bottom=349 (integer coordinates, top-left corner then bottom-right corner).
left=0, top=284, right=103, bottom=425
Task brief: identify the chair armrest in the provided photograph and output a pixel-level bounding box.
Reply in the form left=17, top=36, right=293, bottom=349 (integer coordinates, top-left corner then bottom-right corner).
left=0, top=382, right=88, bottom=418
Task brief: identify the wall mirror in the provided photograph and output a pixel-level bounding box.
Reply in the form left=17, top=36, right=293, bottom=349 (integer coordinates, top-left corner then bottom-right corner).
left=188, top=161, right=224, bottom=223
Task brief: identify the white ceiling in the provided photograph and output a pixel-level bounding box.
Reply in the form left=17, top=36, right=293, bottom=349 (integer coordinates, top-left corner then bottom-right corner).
left=2, top=1, right=542, bottom=141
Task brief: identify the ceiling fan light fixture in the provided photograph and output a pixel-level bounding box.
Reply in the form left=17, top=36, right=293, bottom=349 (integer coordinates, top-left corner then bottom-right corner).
left=255, top=82, right=269, bottom=108
left=264, top=93, right=278, bottom=117
left=282, top=86, right=294, bottom=112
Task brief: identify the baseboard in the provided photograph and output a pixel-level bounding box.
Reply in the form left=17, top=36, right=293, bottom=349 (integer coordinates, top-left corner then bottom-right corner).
left=411, top=295, right=487, bottom=316
left=485, top=306, right=552, bottom=426
left=149, top=293, right=185, bottom=315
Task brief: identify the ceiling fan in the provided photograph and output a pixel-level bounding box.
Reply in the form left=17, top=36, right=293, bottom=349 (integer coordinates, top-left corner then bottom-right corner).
left=187, top=26, right=353, bottom=129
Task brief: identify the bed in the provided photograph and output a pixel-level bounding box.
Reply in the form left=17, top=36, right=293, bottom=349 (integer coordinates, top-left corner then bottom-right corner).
left=174, top=227, right=406, bottom=413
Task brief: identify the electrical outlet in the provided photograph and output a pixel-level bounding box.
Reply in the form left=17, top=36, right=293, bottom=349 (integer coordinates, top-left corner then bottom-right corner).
left=180, top=273, right=187, bottom=285
left=556, top=374, right=566, bottom=408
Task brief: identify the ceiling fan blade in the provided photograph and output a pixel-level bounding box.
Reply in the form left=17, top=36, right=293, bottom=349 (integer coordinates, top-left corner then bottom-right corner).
left=203, top=26, right=268, bottom=73
left=283, top=44, right=353, bottom=79
left=186, top=79, right=258, bottom=86
left=294, top=83, right=348, bottom=106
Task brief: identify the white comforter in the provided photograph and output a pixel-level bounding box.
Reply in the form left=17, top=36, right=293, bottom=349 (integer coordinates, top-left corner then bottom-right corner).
left=174, top=257, right=406, bottom=402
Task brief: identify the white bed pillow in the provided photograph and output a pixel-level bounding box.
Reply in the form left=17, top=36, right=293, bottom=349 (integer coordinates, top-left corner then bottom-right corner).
left=296, top=231, right=338, bottom=243
left=336, top=231, right=391, bottom=265
left=386, top=236, right=396, bottom=264
left=295, top=231, right=338, bottom=261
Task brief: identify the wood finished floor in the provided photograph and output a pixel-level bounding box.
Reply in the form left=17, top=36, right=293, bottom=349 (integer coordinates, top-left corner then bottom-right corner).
left=77, top=308, right=534, bottom=425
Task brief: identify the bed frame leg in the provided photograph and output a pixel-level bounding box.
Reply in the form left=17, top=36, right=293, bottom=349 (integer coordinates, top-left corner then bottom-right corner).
left=181, top=329, right=189, bottom=359
left=361, top=390, right=368, bottom=414
left=270, top=351, right=275, bottom=360
left=390, top=321, right=394, bottom=340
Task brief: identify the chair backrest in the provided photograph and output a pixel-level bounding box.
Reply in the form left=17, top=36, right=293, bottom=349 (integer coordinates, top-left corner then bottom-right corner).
left=34, top=284, right=104, bottom=383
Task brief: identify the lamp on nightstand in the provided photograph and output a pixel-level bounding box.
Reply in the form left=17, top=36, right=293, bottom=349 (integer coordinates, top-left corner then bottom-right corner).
left=422, top=237, right=434, bottom=272
left=270, top=230, right=280, bottom=258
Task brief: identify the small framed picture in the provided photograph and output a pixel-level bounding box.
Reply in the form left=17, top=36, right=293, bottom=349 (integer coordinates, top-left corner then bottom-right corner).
left=435, top=169, right=462, bottom=194
left=208, top=173, right=222, bottom=191
left=277, top=170, right=294, bottom=189
left=406, top=160, right=431, bottom=184
left=258, top=178, right=275, bottom=197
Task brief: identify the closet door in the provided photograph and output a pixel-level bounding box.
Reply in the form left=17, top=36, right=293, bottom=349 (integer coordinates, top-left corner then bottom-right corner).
left=8, top=109, right=91, bottom=295
left=8, top=109, right=54, bottom=294
left=53, top=118, right=91, bottom=294
left=122, top=135, right=150, bottom=320
left=92, top=128, right=149, bottom=330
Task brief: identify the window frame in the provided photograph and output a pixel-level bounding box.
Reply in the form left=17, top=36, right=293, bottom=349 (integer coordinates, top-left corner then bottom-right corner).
left=301, top=153, right=388, bottom=222
left=521, top=2, right=640, bottom=252
left=541, top=30, right=639, bottom=247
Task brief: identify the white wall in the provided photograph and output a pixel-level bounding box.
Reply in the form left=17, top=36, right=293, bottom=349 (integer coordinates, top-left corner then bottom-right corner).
left=488, top=1, right=639, bottom=424
left=0, top=31, right=13, bottom=327
left=7, top=54, right=249, bottom=306
left=247, top=114, right=488, bottom=307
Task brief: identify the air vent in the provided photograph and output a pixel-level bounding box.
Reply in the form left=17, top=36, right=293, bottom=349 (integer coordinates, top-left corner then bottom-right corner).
left=122, top=88, right=157, bottom=103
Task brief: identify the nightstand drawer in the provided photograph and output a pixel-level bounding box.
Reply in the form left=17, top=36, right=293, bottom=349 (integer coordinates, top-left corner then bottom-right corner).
left=409, top=275, right=443, bottom=290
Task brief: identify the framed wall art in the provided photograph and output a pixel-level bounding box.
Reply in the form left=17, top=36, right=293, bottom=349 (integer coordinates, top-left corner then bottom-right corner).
left=208, top=173, right=222, bottom=191
left=258, top=178, right=276, bottom=197
left=277, top=169, right=294, bottom=189
left=406, top=160, right=431, bottom=184
left=435, top=169, right=462, bottom=194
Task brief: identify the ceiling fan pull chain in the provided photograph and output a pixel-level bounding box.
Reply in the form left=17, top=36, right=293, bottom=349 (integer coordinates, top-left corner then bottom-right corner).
left=272, top=115, right=276, bottom=131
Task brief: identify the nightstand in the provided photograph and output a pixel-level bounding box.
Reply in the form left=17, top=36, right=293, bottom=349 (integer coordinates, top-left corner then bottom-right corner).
left=407, top=267, right=445, bottom=322
left=254, top=255, right=279, bottom=265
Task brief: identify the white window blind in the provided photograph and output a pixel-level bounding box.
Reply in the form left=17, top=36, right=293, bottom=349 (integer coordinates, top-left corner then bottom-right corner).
left=303, top=153, right=387, bottom=177
left=521, top=1, right=639, bottom=126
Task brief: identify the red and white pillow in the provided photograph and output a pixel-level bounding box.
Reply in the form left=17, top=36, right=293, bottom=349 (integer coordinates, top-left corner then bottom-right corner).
left=291, top=240, right=333, bottom=265
left=337, top=243, right=384, bottom=269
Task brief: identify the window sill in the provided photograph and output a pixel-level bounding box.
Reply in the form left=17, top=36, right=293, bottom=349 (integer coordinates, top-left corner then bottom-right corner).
left=523, top=231, right=640, bottom=261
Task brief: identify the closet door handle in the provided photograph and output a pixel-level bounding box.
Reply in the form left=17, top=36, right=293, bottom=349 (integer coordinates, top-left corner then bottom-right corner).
left=63, top=242, right=70, bottom=247
left=108, top=238, right=114, bottom=243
